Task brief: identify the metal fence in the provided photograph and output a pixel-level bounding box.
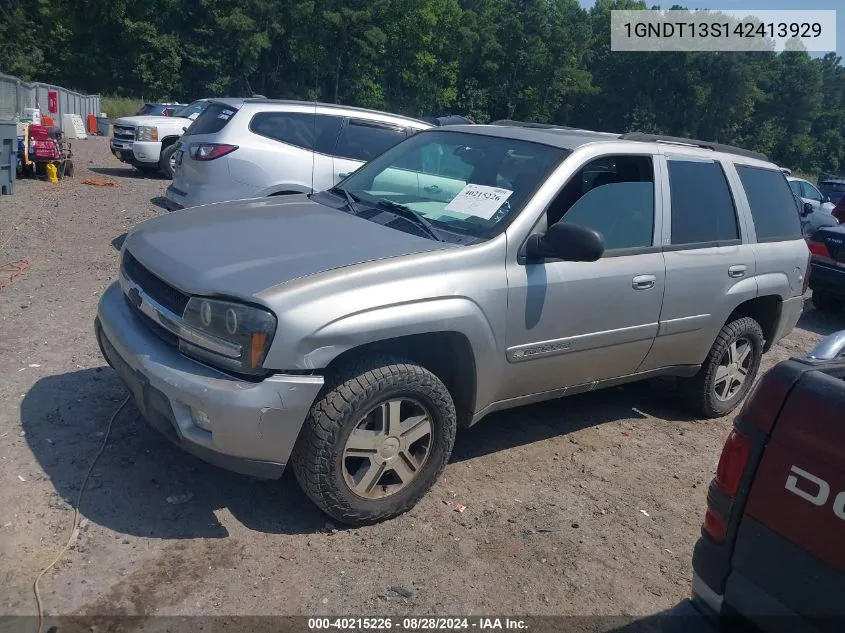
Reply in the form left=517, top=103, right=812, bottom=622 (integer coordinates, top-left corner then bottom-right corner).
left=0, top=72, right=101, bottom=132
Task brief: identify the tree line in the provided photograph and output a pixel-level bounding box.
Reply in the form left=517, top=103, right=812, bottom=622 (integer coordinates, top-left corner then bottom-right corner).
left=3, top=0, right=845, bottom=174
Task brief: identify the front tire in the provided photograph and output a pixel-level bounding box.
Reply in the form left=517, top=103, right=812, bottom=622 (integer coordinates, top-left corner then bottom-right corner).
left=291, top=356, right=457, bottom=525
left=159, top=144, right=178, bottom=179
left=683, top=316, right=764, bottom=419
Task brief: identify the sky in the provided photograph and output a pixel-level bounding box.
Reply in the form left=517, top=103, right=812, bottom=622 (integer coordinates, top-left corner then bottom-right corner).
left=578, top=0, right=842, bottom=57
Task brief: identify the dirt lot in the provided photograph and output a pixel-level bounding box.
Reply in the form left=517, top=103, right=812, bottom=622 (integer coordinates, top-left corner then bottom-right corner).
left=0, top=136, right=838, bottom=624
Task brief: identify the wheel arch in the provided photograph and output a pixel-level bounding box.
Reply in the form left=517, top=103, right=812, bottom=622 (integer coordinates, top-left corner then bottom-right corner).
left=726, top=294, right=782, bottom=352
left=160, top=135, right=181, bottom=149
left=321, top=332, right=478, bottom=429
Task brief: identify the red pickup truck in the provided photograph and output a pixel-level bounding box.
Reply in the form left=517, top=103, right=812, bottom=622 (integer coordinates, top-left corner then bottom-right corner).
left=686, top=332, right=845, bottom=631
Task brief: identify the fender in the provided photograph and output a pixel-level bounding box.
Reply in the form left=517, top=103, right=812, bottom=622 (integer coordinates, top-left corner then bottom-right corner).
left=296, top=297, right=501, bottom=413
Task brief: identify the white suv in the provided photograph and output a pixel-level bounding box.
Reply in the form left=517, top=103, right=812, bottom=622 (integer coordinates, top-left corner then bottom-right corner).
left=165, top=99, right=431, bottom=209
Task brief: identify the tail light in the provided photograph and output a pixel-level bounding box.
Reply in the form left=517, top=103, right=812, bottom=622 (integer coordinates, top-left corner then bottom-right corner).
left=704, top=509, right=728, bottom=542
left=703, top=428, right=752, bottom=543
left=808, top=239, right=830, bottom=258
left=189, top=143, right=238, bottom=161
left=714, top=430, right=751, bottom=496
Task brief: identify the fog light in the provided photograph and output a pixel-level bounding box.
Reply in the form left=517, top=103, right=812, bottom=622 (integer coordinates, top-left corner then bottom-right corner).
left=190, top=407, right=212, bottom=431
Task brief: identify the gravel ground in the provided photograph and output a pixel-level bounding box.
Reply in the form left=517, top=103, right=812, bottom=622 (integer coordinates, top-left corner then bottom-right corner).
left=0, top=136, right=839, bottom=625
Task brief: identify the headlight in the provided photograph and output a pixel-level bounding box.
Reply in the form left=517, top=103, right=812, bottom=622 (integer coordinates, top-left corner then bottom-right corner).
left=137, top=126, right=159, bottom=142
left=182, top=297, right=276, bottom=375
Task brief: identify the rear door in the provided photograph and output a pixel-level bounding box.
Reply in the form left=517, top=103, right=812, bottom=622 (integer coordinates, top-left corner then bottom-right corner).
left=639, top=154, right=756, bottom=371
left=732, top=366, right=845, bottom=627
left=331, top=119, right=409, bottom=185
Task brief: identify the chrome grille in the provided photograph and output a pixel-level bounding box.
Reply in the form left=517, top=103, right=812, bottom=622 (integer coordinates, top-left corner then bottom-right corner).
left=113, top=125, right=136, bottom=142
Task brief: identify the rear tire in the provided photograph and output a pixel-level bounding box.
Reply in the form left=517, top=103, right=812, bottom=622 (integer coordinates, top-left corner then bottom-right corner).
left=812, top=289, right=844, bottom=313
left=682, top=316, right=764, bottom=419
left=291, top=356, right=457, bottom=525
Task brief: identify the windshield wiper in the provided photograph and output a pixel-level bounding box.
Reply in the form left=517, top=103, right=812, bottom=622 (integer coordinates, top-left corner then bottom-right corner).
left=372, top=199, right=442, bottom=242
left=329, top=186, right=361, bottom=214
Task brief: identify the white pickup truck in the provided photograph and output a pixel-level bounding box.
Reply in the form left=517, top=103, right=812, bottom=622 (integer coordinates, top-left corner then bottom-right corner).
left=111, top=100, right=209, bottom=177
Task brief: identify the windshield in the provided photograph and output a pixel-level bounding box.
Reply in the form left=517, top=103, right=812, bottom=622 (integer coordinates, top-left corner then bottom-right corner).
left=135, top=104, right=163, bottom=116
left=173, top=100, right=209, bottom=120
left=335, top=130, right=568, bottom=241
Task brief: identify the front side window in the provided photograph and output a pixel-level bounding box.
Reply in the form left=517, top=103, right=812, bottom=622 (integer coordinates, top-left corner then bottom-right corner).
left=801, top=181, right=823, bottom=202
left=333, top=130, right=568, bottom=242
left=334, top=120, right=408, bottom=161
left=668, top=158, right=739, bottom=246
left=546, top=155, right=655, bottom=251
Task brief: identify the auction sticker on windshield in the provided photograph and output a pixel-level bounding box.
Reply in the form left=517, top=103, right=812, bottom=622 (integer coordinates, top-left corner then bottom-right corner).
left=444, top=184, right=513, bottom=220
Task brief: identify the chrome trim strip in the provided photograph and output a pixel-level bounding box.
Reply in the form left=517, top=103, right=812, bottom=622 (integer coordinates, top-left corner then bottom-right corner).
left=506, top=323, right=657, bottom=363
left=119, top=270, right=241, bottom=359
left=658, top=313, right=710, bottom=337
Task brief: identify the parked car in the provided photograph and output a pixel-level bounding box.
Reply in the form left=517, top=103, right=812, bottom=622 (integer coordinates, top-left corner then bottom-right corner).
left=787, top=175, right=837, bottom=216
left=111, top=100, right=209, bottom=178
left=686, top=331, right=845, bottom=631
left=818, top=174, right=845, bottom=205
left=832, top=195, right=845, bottom=224
left=97, top=126, right=807, bottom=524
left=165, top=99, right=431, bottom=209
left=134, top=102, right=186, bottom=117
left=807, top=224, right=845, bottom=312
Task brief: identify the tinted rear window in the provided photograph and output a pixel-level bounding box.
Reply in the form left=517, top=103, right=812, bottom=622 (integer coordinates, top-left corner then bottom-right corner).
left=668, top=159, right=739, bottom=246
left=249, top=112, right=343, bottom=154
left=736, top=166, right=802, bottom=242
left=183, top=103, right=238, bottom=136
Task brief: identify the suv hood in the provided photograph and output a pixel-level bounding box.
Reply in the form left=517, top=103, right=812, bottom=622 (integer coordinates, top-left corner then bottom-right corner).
left=124, top=196, right=455, bottom=299
left=114, top=115, right=192, bottom=127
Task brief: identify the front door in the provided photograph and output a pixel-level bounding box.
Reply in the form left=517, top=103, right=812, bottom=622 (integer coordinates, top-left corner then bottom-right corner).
left=501, top=153, right=665, bottom=400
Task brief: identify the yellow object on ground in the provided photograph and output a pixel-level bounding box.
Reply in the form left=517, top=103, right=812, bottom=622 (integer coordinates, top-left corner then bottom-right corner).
left=46, top=163, right=58, bottom=183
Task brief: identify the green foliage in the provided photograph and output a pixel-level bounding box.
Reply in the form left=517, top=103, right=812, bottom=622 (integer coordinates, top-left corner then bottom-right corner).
left=3, top=0, right=845, bottom=174
left=100, top=95, right=144, bottom=120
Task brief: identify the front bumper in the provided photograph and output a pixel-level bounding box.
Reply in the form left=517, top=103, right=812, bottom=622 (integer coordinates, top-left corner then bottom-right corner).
left=132, top=140, right=162, bottom=164
left=95, top=282, right=324, bottom=478
left=810, top=261, right=845, bottom=297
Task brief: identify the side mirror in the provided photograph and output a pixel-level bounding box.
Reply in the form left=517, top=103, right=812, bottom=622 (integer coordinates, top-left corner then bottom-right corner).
left=802, top=202, right=814, bottom=217
left=525, top=222, right=604, bottom=262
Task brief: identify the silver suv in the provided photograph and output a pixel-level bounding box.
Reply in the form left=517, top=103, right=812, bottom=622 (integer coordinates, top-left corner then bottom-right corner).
left=97, top=125, right=809, bottom=524
left=165, top=99, right=431, bottom=209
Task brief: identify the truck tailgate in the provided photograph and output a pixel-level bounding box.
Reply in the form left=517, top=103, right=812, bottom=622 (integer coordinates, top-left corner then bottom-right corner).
left=730, top=367, right=845, bottom=627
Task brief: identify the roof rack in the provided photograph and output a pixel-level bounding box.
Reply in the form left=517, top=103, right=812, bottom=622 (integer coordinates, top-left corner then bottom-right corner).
left=619, top=132, right=768, bottom=162
left=490, top=119, right=578, bottom=130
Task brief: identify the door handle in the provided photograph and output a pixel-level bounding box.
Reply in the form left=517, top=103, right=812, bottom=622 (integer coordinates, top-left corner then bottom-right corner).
left=632, top=274, right=656, bottom=290
left=423, top=184, right=441, bottom=194
left=728, top=265, right=747, bottom=278
left=338, top=172, right=350, bottom=180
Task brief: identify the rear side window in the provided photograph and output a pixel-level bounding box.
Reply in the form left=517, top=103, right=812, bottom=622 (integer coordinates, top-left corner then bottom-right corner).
left=668, top=159, right=739, bottom=246
left=736, top=166, right=802, bottom=242
left=334, top=120, right=407, bottom=161
left=788, top=180, right=802, bottom=197
left=184, top=103, right=238, bottom=136
left=249, top=112, right=343, bottom=154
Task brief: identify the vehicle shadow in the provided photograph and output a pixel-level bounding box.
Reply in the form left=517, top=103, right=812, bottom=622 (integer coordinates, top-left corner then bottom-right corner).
left=111, top=232, right=127, bottom=251
left=86, top=166, right=159, bottom=180
left=21, top=368, right=327, bottom=540
left=150, top=196, right=170, bottom=211
left=796, top=302, right=843, bottom=338
left=23, top=364, right=699, bottom=538
left=451, top=378, right=696, bottom=463
left=599, top=600, right=717, bottom=632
